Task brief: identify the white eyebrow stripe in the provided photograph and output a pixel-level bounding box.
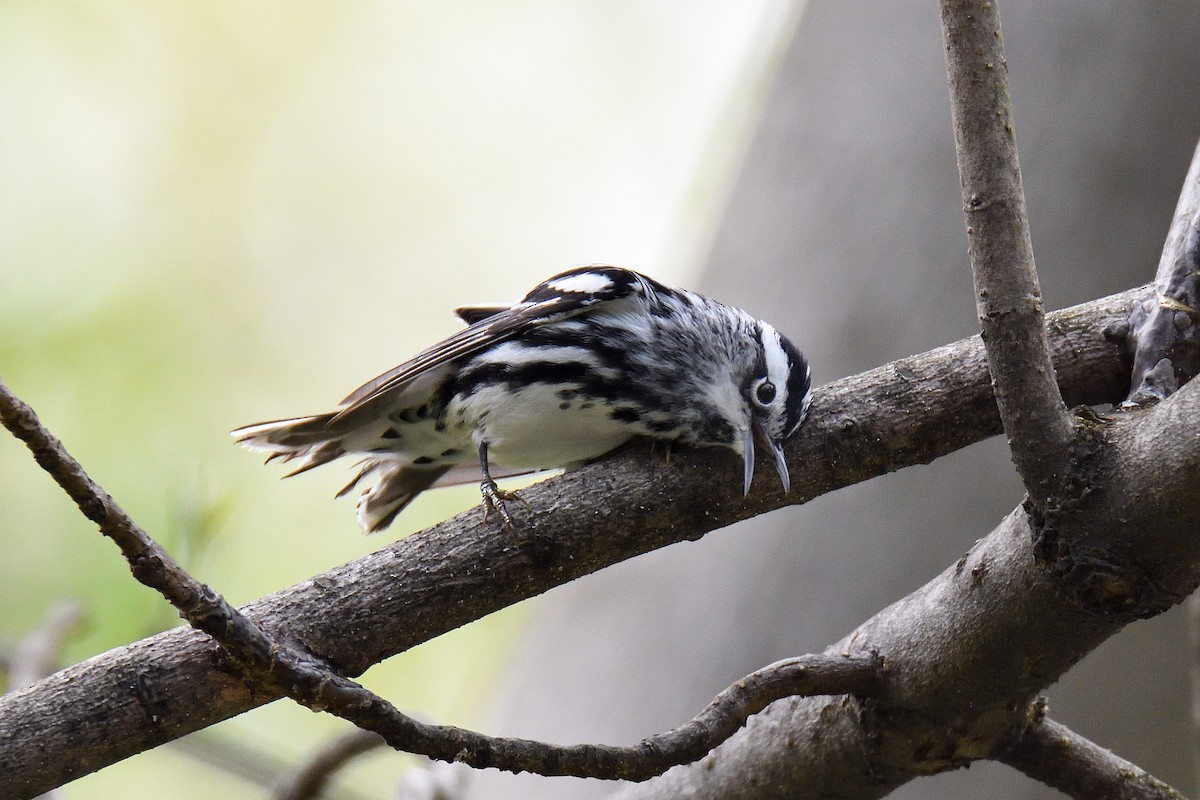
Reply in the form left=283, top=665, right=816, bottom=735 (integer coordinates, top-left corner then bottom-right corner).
left=547, top=272, right=615, bottom=294
left=760, top=323, right=792, bottom=397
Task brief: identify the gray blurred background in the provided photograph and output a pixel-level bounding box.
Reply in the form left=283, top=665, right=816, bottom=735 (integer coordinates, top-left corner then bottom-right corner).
left=471, top=3, right=1200, bottom=798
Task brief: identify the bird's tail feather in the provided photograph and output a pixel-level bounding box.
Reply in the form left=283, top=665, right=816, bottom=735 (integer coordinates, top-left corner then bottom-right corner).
left=231, top=413, right=346, bottom=477
left=234, top=414, right=454, bottom=532
left=342, top=461, right=451, bottom=533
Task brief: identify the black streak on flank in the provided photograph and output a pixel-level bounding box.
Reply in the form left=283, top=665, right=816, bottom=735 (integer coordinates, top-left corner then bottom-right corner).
left=647, top=419, right=678, bottom=434
left=611, top=407, right=640, bottom=423
left=453, top=361, right=594, bottom=399
left=451, top=360, right=672, bottom=420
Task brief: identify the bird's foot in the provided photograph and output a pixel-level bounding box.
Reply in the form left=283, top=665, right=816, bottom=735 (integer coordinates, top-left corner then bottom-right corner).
left=480, top=480, right=527, bottom=529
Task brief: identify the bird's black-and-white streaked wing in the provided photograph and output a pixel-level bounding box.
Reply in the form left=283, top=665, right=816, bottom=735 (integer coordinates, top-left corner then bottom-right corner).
left=332, top=266, right=654, bottom=422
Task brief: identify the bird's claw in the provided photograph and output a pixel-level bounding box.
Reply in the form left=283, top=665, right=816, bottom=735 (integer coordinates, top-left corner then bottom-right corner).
left=480, top=480, right=526, bottom=529
left=645, top=439, right=674, bottom=466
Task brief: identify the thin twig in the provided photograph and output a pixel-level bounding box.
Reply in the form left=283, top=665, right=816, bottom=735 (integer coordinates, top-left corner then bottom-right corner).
left=0, top=377, right=883, bottom=789
left=0, top=378, right=286, bottom=679
left=939, top=0, right=1074, bottom=507
left=290, top=653, right=881, bottom=782
left=1126, top=138, right=1200, bottom=406
left=1000, top=712, right=1189, bottom=800
left=273, top=729, right=385, bottom=800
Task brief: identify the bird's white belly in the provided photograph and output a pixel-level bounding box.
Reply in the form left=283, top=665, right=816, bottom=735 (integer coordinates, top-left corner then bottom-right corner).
left=450, top=383, right=635, bottom=470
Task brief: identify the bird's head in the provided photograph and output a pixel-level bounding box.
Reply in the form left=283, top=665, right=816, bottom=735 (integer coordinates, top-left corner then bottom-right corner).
left=734, top=321, right=811, bottom=496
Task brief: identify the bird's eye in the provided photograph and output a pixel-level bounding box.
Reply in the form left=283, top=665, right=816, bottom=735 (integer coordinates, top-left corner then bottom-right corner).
left=755, top=380, right=776, bottom=405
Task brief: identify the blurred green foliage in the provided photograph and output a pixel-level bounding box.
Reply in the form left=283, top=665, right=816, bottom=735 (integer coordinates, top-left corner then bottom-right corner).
left=0, top=1, right=790, bottom=796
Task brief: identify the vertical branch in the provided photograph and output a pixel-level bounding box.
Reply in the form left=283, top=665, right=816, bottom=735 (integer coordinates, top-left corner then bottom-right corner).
left=939, top=0, right=1074, bottom=507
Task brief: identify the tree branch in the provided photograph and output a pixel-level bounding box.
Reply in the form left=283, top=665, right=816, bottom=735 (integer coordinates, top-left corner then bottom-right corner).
left=1127, top=138, right=1200, bottom=406
left=0, top=287, right=1137, bottom=797
left=940, top=0, right=1074, bottom=507
left=1000, top=710, right=1189, bottom=800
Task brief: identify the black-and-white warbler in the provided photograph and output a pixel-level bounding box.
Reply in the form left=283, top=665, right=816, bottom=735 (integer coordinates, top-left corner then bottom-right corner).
left=233, top=266, right=812, bottom=532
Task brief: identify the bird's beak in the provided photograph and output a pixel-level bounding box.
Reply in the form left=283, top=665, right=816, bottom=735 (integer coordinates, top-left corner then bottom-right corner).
left=746, top=418, right=790, bottom=496
left=742, top=427, right=756, bottom=496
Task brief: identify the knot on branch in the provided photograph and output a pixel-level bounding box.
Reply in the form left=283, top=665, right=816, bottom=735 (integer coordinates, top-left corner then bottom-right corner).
left=1125, top=292, right=1200, bottom=407
left=1038, top=544, right=1177, bottom=617
left=1124, top=174, right=1200, bottom=407
left=1029, top=503, right=1184, bottom=619
left=1026, top=408, right=1188, bottom=618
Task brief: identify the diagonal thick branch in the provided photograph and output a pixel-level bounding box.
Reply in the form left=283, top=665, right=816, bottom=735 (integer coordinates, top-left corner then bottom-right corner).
left=0, top=287, right=1138, bottom=797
